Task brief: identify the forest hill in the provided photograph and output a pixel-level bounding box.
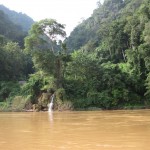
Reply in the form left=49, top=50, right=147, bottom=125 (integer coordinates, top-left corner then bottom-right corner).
left=0, top=0, right=150, bottom=111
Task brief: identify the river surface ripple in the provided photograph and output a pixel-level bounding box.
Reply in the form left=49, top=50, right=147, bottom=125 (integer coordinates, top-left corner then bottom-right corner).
left=0, top=110, right=150, bottom=150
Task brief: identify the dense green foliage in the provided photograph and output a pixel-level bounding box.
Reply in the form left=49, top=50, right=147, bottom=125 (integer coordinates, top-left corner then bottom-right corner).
left=65, top=0, right=150, bottom=109
left=0, top=0, right=150, bottom=111
left=0, top=41, right=33, bottom=80
left=0, top=6, right=34, bottom=108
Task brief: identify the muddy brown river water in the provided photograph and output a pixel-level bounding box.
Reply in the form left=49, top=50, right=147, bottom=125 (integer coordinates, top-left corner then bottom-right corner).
left=0, top=110, right=150, bottom=150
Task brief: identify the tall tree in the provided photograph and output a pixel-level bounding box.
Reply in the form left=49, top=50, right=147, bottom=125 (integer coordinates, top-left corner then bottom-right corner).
left=24, top=19, right=66, bottom=88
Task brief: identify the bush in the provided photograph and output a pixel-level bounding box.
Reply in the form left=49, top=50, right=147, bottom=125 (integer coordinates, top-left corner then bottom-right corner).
left=11, top=96, right=32, bottom=111
left=0, top=81, right=20, bottom=102
left=55, top=88, right=66, bottom=101
left=55, top=100, right=73, bottom=111
left=21, top=71, right=56, bottom=103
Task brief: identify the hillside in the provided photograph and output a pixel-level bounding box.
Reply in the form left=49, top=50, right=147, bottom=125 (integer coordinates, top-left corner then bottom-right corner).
left=66, top=0, right=146, bottom=52
left=0, top=5, right=34, bottom=32
left=0, top=9, right=27, bottom=45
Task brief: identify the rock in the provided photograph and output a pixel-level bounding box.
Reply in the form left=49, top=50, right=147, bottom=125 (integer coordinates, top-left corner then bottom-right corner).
left=37, top=92, right=51, bottom=111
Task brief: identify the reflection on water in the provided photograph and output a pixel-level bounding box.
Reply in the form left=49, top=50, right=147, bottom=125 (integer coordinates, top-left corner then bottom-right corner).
left=0, top=110, right=150, bottom=150
left=48, top=111, right=53, bottom=123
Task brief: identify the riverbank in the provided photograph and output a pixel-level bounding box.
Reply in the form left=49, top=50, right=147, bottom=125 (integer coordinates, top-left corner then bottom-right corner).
left=1, top=103, right=150, bottom=112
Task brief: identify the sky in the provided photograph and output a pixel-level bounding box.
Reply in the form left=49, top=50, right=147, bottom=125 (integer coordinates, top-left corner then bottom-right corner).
left=0, top=0, right=104, bottom=36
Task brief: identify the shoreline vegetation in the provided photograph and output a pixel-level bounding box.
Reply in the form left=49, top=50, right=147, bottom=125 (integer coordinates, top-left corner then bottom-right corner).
left=0, top=94, right=150, bottom=112
left=0, top=104, right=150, bottom=112
left=0, top=83, right=150, bottom=112
left=0, top=0, right=150, bottom=112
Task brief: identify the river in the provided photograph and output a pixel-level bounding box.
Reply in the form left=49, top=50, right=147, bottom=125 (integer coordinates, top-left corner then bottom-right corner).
left=0, top=110, right=150, bottom=150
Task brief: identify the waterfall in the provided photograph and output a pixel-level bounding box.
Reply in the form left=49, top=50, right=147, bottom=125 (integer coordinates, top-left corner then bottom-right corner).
left=48, top=94, right=54, bottom=112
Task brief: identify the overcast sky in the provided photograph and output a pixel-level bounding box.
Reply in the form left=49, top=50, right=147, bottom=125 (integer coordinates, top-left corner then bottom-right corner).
left=0, top=0, right=104, bottom=35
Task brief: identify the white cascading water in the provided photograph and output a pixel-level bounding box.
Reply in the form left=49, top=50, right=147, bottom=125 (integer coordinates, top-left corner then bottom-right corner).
left=48, top=94, right=54, bottom=112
